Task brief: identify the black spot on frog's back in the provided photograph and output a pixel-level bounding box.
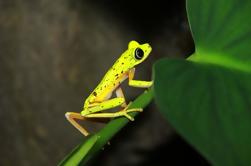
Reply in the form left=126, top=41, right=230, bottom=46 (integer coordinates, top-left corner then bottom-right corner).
left=93, top=91, right=97, bottom=96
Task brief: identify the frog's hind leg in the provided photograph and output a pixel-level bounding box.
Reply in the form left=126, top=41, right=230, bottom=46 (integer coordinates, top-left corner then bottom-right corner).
left=65, top=97, right=126, bottom=136
left=84, top=87, right=143, bottom=121
left=81, top=97, right=126, bottom=116
left=66, top=95, right=141, bottom=136
left=85, top=103, right=143, bottom=121
left=65, top=112, right=90, bottom=136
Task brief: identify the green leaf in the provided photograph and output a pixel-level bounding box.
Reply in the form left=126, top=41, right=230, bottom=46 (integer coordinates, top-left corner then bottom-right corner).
left=154, top=0, right=251, bottom=165
left=59, top=89, right=153, bottom=166
left=154, top=59, right=251, bottom=166
left=187, top=0, right=251, bottom=72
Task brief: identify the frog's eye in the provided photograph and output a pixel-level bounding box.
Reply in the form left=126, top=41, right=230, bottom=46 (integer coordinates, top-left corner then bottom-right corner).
left=134, top=48, right=144, bottom=60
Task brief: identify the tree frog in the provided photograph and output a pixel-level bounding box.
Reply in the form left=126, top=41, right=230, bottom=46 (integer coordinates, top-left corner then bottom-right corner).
left=65, top=40, right=153, bottom=136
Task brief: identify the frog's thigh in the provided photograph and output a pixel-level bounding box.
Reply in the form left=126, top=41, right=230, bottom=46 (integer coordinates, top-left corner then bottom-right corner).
left=81, top=97, right=125, bottom=115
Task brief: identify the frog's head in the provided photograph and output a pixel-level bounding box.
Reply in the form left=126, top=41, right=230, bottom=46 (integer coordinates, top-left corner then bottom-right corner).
left=127, top=40, right=152, bottom=67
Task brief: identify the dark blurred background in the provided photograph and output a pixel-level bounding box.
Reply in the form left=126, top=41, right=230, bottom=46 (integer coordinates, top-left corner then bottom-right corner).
left=0, top=0, right=210, bottom=165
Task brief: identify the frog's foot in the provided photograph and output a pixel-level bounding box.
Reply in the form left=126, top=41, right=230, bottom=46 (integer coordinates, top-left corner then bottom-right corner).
left=121, top=108, right=143, bottom=121
left=118, top=103, right=143, bottom=121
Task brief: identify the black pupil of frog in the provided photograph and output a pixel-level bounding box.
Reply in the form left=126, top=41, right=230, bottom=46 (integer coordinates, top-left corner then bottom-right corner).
left=134, top=48, right=144, bottom=60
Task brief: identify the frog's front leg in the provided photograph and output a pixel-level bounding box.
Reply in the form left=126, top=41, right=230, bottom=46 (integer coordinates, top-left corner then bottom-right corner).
left=128, top=68, right=153, bottom=88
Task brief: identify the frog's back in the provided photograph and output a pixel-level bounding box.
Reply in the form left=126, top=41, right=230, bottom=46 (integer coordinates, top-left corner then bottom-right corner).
left=84, top=54, right=130, bottom=105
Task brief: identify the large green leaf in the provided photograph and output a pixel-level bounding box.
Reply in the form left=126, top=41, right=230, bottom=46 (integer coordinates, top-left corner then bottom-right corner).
left=154, top=0, right=251, bottom=165
left=154, top=59, right=251, bottom=165
left=188, top=0, right=251, bottom=72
